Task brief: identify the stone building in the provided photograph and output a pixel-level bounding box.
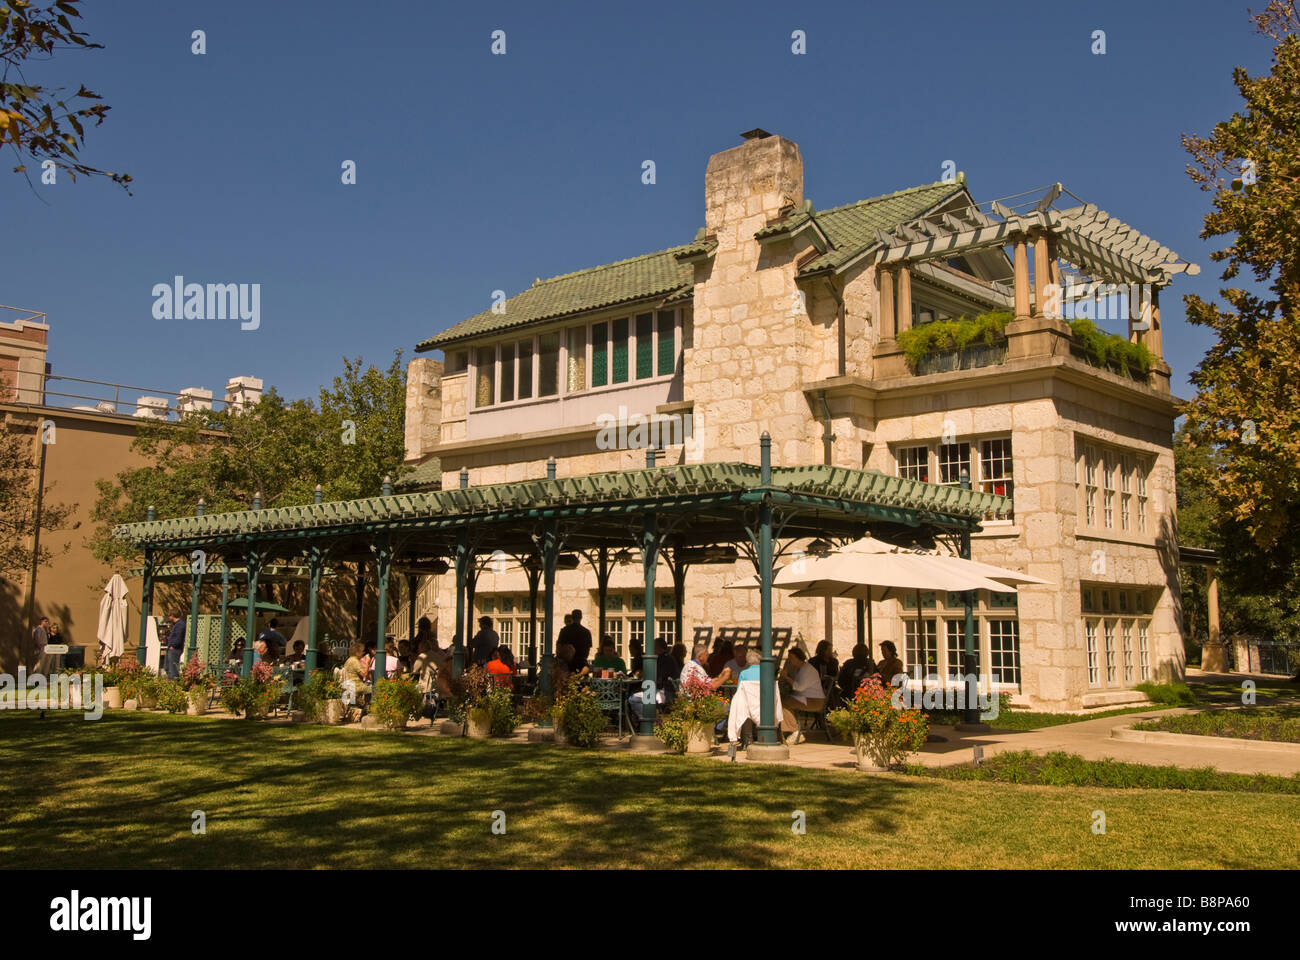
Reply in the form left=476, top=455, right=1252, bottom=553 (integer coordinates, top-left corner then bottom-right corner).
left=402, top=130, right=1198, bottom=711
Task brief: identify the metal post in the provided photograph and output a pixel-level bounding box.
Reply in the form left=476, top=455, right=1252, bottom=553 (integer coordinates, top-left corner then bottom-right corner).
left=539, top=518, right=558, bottom=701
left=526, top=564, right=540, bottom=684
left=241, top=545, right=261, bottom=677
left=596, top=546, right=609, bottom=652
left=374, top=537, right=392, bottom=684
left=137, top=549, right=155, bottom=666
left=757, top=433, right=779, bottom=746
left=638, top=512, right=660, bottom=736
left=453, top=528, right=469, bottom=677
left=219, top=564, right=230, bottom=664
left=187, top=556, right=203, bottom=665
left=406, top=573, right=418, bottom=642
left=354, top=565, right=365, bottom=640
left=306, top=543, right=323, bottom=674
left=856, top=598, right=865, bottom=647
left=960, top=468, right=980, bottom=725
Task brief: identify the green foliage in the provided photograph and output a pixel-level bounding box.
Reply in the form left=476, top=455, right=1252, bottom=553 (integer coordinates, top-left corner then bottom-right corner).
left=0, top=1, right=132, bottom=189
left=826, top=676, right=928, bottom=767
left=896, top=310, right=1012, bottom=367
left=486, top=685, right=518, bottom=737
left=655, top=675, right=729, bottom=753
left=219, top=663, right=282, bottom=718
left=448, top=665, right=492, bottom=724
left=907, top=749, right=1300, bottom=794
left=554, top=681, right=606, bottom=747
left=120, top=669, right=158, bottom=708
left=1133, top=705, right=1300, bottom=743
left=371, top=677, right=422, bottom=730
left=1135, top=681, right=1199, bottom=706
left=0, top=411, right=77, bottom=580
left=154, top=679, right=188, bottom=714
left=296, top=671, right=342, bottom=722
left=1066, top=318, right=1154, bottom=378
left=90, top=354, right=410, bottom=564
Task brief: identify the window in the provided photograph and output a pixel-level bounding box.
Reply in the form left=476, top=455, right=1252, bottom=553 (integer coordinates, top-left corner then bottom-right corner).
left=1122, top=621, right=1133, bottom=683
left=612, top=317, right=629, bottom=383
left=946, top=619, right=971, bottom=679
left=1082, top=587, right=1095, bottom=613
left=498, top=619, right=514, bottom=656
left=1120, top=454, right=1132, bottom=531
left=990, top=591, right=1017, bottom=609
left=628, top=618, right=646, bottom=651
left=898, top=446, right=929, bottom=483
left=902, top=592, right=937, bottom=609
left=938, top=442, right=971, bottom=485
left=904, top=618, right=939, bottom=679
left=1136, top=462, right=1148, bottom=532
left=499, top=342, right=516, bottom=403
left=447, top=350, right=469, bottom=374
left=1084, top=444, right=1098, bottom=526
left=538, top=332, right=559, bottom=397
left=657, top=311, right=676, bottom=376
left=606, top=618, right=623, bottom=657
left=656, top=618, right=676, bottom=649
left=1103, top=455, right=1116, bottom=529
left=988, top=620, right=1020, bottom=688
left=475, top=347, right=495, bottom=407
left=635, top=313, right=654, bottom=380
left=1138, top=623, right=1150, bottom=679
left=567, top=327, right=586, bottom=392
left=518, top=339, right=534, bottom=399
left=1086, top=621, right=1099, bottom=686
left=980, top=438, right=1014, bottom=515
left=1118, top=590, right=1129, bottom=614
left=590, top=322, right=608, bottom=388
left=1104, top=620, right=1116, bottom=683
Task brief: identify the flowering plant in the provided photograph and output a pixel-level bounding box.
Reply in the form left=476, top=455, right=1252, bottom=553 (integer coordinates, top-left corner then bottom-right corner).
left=827, top=676, right=928, bottom=768
left=655, top=672, right=729, bottom=753
left=180, top=658, right=215, bottom=692
left=448, top=665, right=492, bottom=723
left=219, top=661, right=284, bottom=718
left=296, top=670, right=344, bottom=722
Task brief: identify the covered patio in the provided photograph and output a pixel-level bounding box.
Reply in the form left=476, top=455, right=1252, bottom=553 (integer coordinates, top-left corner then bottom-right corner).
left=113, top=436, right=1009, bottom=755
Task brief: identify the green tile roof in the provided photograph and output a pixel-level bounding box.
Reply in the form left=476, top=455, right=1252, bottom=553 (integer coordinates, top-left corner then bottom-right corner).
left=417, top=245, right=699, bottom=351
left=393, top=457, right=442, bottom=491
left=416, top=180, right=966, bottom=352
left=113, top=462, right=1009, bottom=547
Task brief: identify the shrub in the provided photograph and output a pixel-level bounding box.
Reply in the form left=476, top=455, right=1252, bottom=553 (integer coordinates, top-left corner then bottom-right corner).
left=827, top=675, right=929, bottom=767
left=1067, top=318, right=1154, bottom=378
left=1135, top=681, right=1198, bottom=706
left=155, top=678, right=188, bottom=714
left=897, top=310, right=1012, bottom=368
left=654, top=674, right=729, bottom=753
left=219, top=662, right=283, bottom=718
left=448, top=665, right=492, bottom=724
left=518, top=695, right=552, bottom=725
left=120, top=668, right=159, bottom=707
left=486, top=685, right=518, bottom=737
left=179, top=658, right=215, bottom=693
left=372, top=677, right=422, bottom=730
left=296, top=671, right=343, bottom=722
left=555, top=680, right=606, bottom=747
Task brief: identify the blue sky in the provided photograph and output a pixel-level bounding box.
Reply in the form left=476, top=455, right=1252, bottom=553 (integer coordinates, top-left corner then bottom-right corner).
left=2, top=0, right=1276, bottom=405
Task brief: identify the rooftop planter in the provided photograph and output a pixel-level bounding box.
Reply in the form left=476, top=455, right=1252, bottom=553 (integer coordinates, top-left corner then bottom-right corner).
left=897, top=311, right=1012, bottom=375
left=1066, top=318, right=1154, bottom=381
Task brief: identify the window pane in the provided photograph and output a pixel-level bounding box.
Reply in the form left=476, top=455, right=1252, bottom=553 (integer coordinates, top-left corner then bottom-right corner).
left=475, top=347, right=495, bottom=407
left=938, top=442, right=971, bottom=485
left=612, top=317, right=629, bottom=383
left=657, top=311, right=676, bottom=376
left=517, top=340, right=534, bottom=399
left=904, top=618, right=939, bottom=679
left=636, top=313, right=654, bottom=380
left=447, top=350, right=468, bottom=374
left=989, top=619, right=1021, bottom=689
left=538, top=332, right=559, bottom=397
left=591, top=322, right=608, bottom=387
left=898, top=446, right=929, bottom=483
left=567, top=327, right=587, bottom=392
left=499, top=342, right=515, bottom=403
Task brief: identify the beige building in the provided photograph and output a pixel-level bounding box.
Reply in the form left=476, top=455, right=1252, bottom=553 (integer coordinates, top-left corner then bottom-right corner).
left=402, top=130, right=1197, bottom=711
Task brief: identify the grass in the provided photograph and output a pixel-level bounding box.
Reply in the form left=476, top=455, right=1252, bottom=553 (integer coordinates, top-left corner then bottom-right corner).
left=925, top=704, right=1175, bottom=731
left=1132, top=706, right=1300, bottom=744
left=1, top=713, right=1298, bottom=869
left=907, top=749, right=1300, bottom=794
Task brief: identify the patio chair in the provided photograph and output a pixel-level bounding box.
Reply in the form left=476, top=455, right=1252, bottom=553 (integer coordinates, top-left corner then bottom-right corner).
left=588, top=677, right=629, bottom=740
left=794, top=674, right=836, bottom=741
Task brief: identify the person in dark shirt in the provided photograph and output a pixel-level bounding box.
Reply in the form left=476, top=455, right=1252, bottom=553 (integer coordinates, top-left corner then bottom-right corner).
left=164, top=613, right=186, bottom=679
left=258, top=619, right=288, bottom=661
left=837, top=643, right=877, bottom=700
left=809, top=640, right=839, bottom=679
left=469, top=616, right=499, bottom=667
left=556, top=609, right=593, bottom=670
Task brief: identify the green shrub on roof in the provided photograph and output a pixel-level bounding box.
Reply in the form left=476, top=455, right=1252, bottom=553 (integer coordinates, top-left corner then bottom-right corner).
left=896, top=311, right=1013, bottom=368
left=1067, top=318, right=1154, bottom=379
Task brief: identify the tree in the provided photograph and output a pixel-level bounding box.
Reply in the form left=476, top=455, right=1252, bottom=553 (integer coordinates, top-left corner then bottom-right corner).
left=0, top=411, right=76, bottom=580
left=1, top=0, right=131, bottom=189
left=1180, top=1, right=1300, bottom=640
left=90, top=353, right=411, bottom=564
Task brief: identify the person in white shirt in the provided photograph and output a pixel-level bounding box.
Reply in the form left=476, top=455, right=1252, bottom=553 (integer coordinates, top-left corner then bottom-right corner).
left=779, top=647, right=825, bottom=743
left=680, top=642, right=732, bottom=692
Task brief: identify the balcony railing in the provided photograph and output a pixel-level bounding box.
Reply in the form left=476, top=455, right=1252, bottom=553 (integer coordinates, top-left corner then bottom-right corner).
left=913, top=339, right=1008, bottom=376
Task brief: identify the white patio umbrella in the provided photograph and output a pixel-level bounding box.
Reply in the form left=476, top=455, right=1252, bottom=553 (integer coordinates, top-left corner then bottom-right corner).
left=96, top=573, right=129, bottom=661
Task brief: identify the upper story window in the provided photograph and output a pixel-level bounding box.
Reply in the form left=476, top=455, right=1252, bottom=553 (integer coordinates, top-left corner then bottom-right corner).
left=1077, top=439, right=1150, bottom=534
left=468, top=309, right=680, bottom=409
left=894, top=436, right=1013, bottom=519
left=898, top=445, right=929, bottom=483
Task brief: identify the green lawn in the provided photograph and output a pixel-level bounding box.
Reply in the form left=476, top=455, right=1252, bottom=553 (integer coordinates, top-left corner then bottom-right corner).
left=980, top=704, right=1178, bottom=730
left=1, top=713, right=1296, bottom=869
left=1133, top=705, right=1300, bottom=743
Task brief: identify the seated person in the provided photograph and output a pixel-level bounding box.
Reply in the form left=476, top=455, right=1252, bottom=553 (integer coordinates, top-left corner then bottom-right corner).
left=252, top=638, right=271, bottom=664
left=837, top=642, right=877, bottom=700
left=590, top=636, right=628, bottom=674
left=284, top=639, right=307, bottom=665
left=258, top=619, right=288, bottom=661
left=706, top=639, right=733, bottom=677
left=723, top=643, right=748, bottom=680
left=498, top=645, right=517, bottom=673
left=227, top=638, right=246, bottom=670
left=779, top=647, right=825, bottom=743
left=726, top=648, right=772, bottom=746
left=670, top=642, right=687, bottom=677
left=339, top=641, right=372, bottom=701
left=553, top=642, right=587, bottom=692
left=875, top=641, right=905, bottom=685
left=627, top=637, right=645, bottom=678
left=486, top=647, right=513, bottom=687
left=809, top=640, right=839, bottom=679
left=681, top=642, right=732, bottom=691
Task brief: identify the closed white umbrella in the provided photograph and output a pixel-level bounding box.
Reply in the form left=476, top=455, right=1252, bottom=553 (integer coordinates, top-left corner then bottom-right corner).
left=96, top=573, right=129, bottom=661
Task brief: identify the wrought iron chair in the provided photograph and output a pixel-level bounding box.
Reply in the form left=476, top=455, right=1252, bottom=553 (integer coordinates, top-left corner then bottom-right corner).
left=588, top=677, right=628, bottom=740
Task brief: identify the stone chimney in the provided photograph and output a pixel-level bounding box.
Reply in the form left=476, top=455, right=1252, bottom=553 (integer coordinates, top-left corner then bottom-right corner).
left=225, top=376, right=263, bottom=413
left=404, top=357, right=443, bottom=461
left=685, top=131, right=812, bottom=463
left=134, top=396, right=170, bottom=420
left=177, top=387, right=213, bottom=415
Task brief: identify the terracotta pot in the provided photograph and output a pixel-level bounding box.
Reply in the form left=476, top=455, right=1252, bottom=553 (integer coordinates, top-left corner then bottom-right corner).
left=104, top=687, right=123, bottom=710
left=323, top=699, right=346, bottom=725
left=186, top=689, right=207, bottom=716
left=686, top=724, right=715, bottom=755
left=466, top=709, right=491, bottom=739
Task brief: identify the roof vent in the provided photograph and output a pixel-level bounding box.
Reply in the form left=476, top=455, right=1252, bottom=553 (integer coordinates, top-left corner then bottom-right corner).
left=740, top=128, right=772, bottom=141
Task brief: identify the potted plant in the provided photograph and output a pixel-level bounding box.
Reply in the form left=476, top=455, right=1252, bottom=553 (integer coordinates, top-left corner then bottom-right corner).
left=486, top=684, right=518, bottom=737
left=179, top=658, right=214, bottom=715
left=219, top=661, right=283, bottom=719
left=371, top=676, right=422, bottom=731
left=100, top=664, right=125, bottom=710
left=448, top=666, right=492, bottom=737
left=155, top=678, right=188, bottom=714
left=655, top=674, right=729, bottom=754
left=828, top=675, right=929, bottom=771
left=297, top=671, right=346, bottom=724
left=555, top=680, right=607, bottom=748
left=121, top=665, right=160, bottom=710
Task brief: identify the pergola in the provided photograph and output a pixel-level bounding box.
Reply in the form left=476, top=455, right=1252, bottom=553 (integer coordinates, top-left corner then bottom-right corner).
left=114, top=436, right=1010, bottom=750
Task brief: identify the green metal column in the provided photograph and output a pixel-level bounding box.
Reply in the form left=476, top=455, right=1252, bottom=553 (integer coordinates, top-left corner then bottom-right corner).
left=960, top=468, right=979, bottom=723
left=241, top=544, right=261, bottom=677
left=354, top=565, right=366, bottom=640
left=596, top=545, right=609, bottom=647
left=757, top=432, right=778, bottom=744
left=453, top=528, right=469, bottom=677
left=526, top=564, right=540, bottom=684
left=306, top=543, right=323, bottom=675
left=856, top=598, right=865, bottom=648
left=137, top=548, right=155, bottom=666
left=638, top=512, right=660, bottom=736
left=187, top=553, right=203, bottom=664
left=374, top=536, right=392, bottom=683
left=539, top=517, right=558, bottom=700
left=218, top=565, right=231, bottom=663
left=671, top=552, right=686, bottom=653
